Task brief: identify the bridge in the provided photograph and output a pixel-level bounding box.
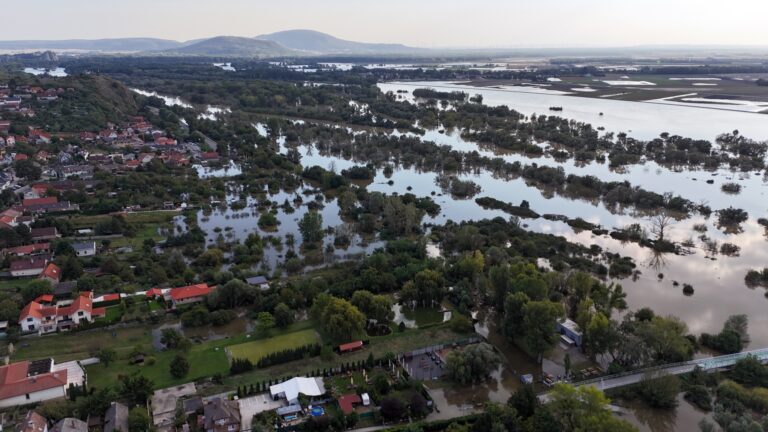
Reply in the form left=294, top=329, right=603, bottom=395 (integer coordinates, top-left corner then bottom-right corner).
left=540, top=347, right=768, bottom=401
left=578, top=347, right=768, bottom=391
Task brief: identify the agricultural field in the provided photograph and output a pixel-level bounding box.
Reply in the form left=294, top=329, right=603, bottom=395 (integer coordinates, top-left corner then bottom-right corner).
left=226, top=328, right=320, bottom=363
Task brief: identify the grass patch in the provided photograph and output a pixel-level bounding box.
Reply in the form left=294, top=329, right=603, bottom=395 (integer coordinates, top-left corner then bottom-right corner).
left=12, top=325, right=151, bottom=363
left=0, top=277, right=41, bottom=292
left=227, top=329, right=319, bottom=363
left=101, top=306, right=124, bottom=324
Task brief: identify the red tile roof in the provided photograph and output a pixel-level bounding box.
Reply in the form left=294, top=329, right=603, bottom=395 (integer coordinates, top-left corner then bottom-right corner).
left=33, top=294, right=54, bottom=304
left=339, top=340, right=364, bottom=353
left=169, top=283, right=211, bottom=301
left=10, top=256, right=49, bottom=272
left=2, top=242, right=50, bottom=256
left=100, top=293, right=120, bottom=302
left=57, top=295, right=92, bottom=317
left=0, top=361, right=67, bottom=400
left=20, top=301, right=43, bottom=320
left=14, top=153, right=28, bottom=161
left=146, top=288, right=163, bottom=298
left=40, top=263, right=61, bottom=282
left=338, top=394, right=362, bottom=415
left=23, top=197, right=58, bottom=207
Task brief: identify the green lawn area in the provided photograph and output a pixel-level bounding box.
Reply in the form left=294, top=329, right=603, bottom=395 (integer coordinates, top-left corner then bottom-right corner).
left=0, top=277, right=41, bottom=292
left=102, top=306, right=123, bottom=323
left=66, top=211, right=178, bottom=228
left=227, top=329, right=319, bottom=363
left=13, top=325, right=151, bottom=363
left=86, top=340, right=229, bottom=390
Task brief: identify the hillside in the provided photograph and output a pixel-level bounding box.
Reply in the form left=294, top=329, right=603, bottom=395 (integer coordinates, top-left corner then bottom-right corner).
left=163, top=36, right=295, bottom=57
left=255, top=29, right=421, bottom=55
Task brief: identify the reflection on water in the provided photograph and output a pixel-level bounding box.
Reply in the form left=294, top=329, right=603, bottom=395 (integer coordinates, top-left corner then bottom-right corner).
left=378, top=81, right=768, bottom=141
left=24, top=67, right=67, bottom=77
left=620, top=394, right=714, bottom=432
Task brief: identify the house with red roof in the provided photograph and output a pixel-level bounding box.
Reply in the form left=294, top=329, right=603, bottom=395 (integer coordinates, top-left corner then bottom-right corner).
left=339, top=340, right=364, bottom=354
left=166, top=283, right=212, bottom=308
left=39, top=263, right=61, bottom=284
left=10, top=256, right=49, bottom=277
left=1, top=242, right=50, bottom=257
left=0, top=360, right=68, bottom=408
left=19, top=293, right=105, bottom=334
left=17, top=410, right=48, bottom=432
left=337, top=393, right=363, bottom=415
left=13, top=153, right=28, bottom=161
left=145, top=288, right=164, bottom=299
left=23, top=196, right=58, bottom=208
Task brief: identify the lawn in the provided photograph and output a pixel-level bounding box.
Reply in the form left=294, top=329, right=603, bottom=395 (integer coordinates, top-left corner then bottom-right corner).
left=227, top=329, right=319, bottom=363
left=12, top=325, right=151, bottom=363
left=86, top=341, right=229, bottom=390
left=99, top=306, right=124, bottom=324
left=0, top=277, right=41, bottom=292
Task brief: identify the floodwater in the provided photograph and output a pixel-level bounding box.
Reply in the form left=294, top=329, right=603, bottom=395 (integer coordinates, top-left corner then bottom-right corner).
left=378, top=81, right=768, bottom=141
left=619, top=394, right=715, bottom=432
left=24, top=67, right=68, bottom=77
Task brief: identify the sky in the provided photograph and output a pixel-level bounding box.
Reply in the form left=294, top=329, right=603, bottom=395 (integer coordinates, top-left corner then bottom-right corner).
left=2, top=0, right=767, bottom=47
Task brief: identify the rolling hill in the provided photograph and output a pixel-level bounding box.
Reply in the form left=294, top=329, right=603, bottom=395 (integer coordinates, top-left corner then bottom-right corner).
left=255, top=29, right=421, bottom=55
left=161, top=36, right=296, bottom=57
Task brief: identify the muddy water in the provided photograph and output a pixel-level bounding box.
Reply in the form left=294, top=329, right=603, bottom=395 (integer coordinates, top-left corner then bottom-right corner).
left=619, top=394, right=714, bottom=432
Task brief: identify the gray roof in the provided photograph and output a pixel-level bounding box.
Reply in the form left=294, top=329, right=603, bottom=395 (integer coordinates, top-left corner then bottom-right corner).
left=104, top=402, right=129, bottom=432
left=52, top=418, right=88, bottom=432
left=276, top=404, right=303, bottom=416
left=54, top=281, right=77, bottom=297
left=203, top=398, right=240, bottom=429
left=72, top=241, right=96, bottom=252
left=245, top=276, right=268, bottom=285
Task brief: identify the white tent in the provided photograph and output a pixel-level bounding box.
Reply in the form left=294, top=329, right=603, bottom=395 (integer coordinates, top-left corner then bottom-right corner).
left=269, top=377, right=326, bottom=405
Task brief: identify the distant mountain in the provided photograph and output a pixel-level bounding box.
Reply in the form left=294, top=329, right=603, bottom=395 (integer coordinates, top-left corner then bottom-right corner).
left=0, top=38, right=184, bottom=52
left=255, top=29, right=421, bottom=55
left=162, top=36, right=295, bottom=57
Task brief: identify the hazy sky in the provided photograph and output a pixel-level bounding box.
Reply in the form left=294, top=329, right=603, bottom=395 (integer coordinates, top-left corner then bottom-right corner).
left=3, top=0, right=767, bottom=47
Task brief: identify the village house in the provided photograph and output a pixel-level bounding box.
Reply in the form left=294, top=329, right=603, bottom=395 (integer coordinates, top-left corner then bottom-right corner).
left=72, top=241, right=96, bottom=257
left=10, top=256, right=50, bottom=277
left=2, top=242, right=51, bottom=257
left=51, top=418, right=87, bottom=432
left=0, top=359, right=68, bottom=408
left=39, top=263, right=62, bottom=284
left=245, top=275, right=270, bottom=291
left=203, top=398, right=241, bottom=432
left=166, top=283, right=213, bottom=308
left=58, top=165, right=94, bottom=180
left=16, top=410, right=48, bottom=432
left=19, top=293, right=105, bottom=334
left=103, top=402, right=129, bottom=432
left=30, top=227, right=60, bottom=242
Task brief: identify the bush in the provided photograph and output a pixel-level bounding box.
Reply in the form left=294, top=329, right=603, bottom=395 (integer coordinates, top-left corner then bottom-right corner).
left=256, top=344, right=321, bottom=368
left=685, top=385, right=712, bottom=411
left=230, top=358, right=254, bottom=375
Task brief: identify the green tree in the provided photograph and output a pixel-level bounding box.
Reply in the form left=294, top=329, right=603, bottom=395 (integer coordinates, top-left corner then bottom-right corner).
left=444, top=343, right=501, bottom=384
left=298, top=211, right=323, bottom=244
left=128, top=407, right=152, bottom=432
left=502, top=291, right=529, bottom=337
left=256, top=312, right=276, bottom=333
left=119, top=373, right=154, bottom=406
left=351, top=290, right=393, bottom=324
left=97, top=348, right=117, bottom=367
left=311, top=294, right=365, bottom=342
left=160, top=328, right=182, bottom=349
left=273, top=303, right=294, bottom=329
left=548, top=384, right=637, bottom=432
left=14, top=158, right=42, bottom=181
left=522, top=300, right=564, bottom=362
left=169, top=355, right=190, bottom=378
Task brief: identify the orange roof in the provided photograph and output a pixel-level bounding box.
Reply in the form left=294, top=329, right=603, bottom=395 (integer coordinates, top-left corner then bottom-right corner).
left=23, top=197, right=58, bottom=207
left=39, top=263, right=61, bottom=282
left=58, top=295, right=92, bottom=317
left=33, top=294, right=54, bottom=304
left=92, top=307, right=106, bottom=317
left=339, top=340, right=364, bottom=352
left=0, top=361, right=67, bottom=400
left=169, top=283, right=211, bottom=301
left=20, top=301, right=43, bottom=320
left=2, top=242, right=50, bottom=256
left=338, top=394, right=362, bottom=415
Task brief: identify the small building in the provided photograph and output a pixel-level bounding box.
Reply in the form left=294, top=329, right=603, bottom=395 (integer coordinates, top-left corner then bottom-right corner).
left=51, top=418, right=88, bottom=432
left=2, top=242, right=50, bottom=257
left=245, top=275, right=269, bottom=291
left=71, top=241, right=96, bottom=257
left=0, top=360, right=68, bottom=408
left=269, top=377, right=326, bottom=406
left=556, top=318, right=583, bottom=347
left=54, top=281, right=78, bottom=299
left=339, top=340, right=364, bottom=355
left=10, top=256, right=49, bottom=277
left=520, top=374, right=534, bottom=385
left=103, top=402, right=129, bottom=432
left=17, top=410, right=48, bottom=432
left=338, top=394, right=362, bottom=415
left=30, top=227, right=60, bottom=242
left=361, top=393, right=370, bottom=406
left=167, top=283, right=212, bottom=309
left=39, top=263, right=62, bottom=284
left=203, top=397, right=241, bottom=432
